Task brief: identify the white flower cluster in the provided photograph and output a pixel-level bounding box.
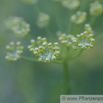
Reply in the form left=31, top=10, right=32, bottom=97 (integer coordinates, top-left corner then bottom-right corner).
left=57, top=24, right=95, bottom=50
left=5, top=16, right=30, bottom=38
left=90, top=1, right=103, bottom=16
left=28, top=36, right=60, bottom=63
left=5, top=42, right=24, bottom=61
left=37, top=12, right=50, bottom=28
left=61, top=0, right=80, bottom=10
left=71, top=11, right=87, bottom=24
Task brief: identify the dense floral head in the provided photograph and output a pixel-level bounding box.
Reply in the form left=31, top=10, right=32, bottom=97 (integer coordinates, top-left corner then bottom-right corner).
left=28, top=36, right=60, bottom=63
left=85, top=24, right=93, bottom=33
left=90, top=1, right=103, bottom=16
left=57, top=32, right=75, bottom=47
left=71, top=11, right=87, bottom=24
left=5, top=42, right=24, bottom=61
left=37, top=12, right=50, bottom=28
left=57, top=24, right=95, bottom=50
left=5, top=16, right=30, bottom=38
left=21, top=0, right=38, bottom=5
left=61, top=0, right=80, bottom=10
left=74, top=31, right=95, bottom=50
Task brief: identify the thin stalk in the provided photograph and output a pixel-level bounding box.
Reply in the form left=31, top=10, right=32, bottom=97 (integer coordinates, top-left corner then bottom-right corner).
left=54, top=2, right=62, bottom=31
left=44, top=26, right=55, bottom=42
left=63, top=59, right=71, bottom=94
left=89, top=16, right=97, bottom=26
left=21, top=56, right=62, bottom=64
left=79, top=0, right=87, bottom=11
left=55, top=60, right=63, bottom=64
left=25, top=35, right=32, bottom=42
left=69, top=49, right=83, bottom=60
left=67, top=47, right=70, bottom=59
left=95, top=32, right=103, bottom=42
left=63, top=60, right=69, bottom=83
left=67, top=10, right=73, bottom=34
left=73, top=24, right=80, bottom=36
left=21, top=56, right=39, bottom=62
left=35, top=4, right=41, bottom=14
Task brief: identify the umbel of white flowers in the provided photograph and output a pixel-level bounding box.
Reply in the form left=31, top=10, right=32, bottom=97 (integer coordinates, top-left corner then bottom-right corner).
left=90, top=1, right=103, bottom=16
left=5, top=16, right=30, bottom=38
left=71, top=11, right=87, bottom=24
left=53, top=0, right=80, bottom=10
left=28, top=36, right=60, bottom=63
left=37, top=12, right=50, bottom=28
left=57, top=24, right=95, bottom=50
left=5, top=42, right=24, bottom=61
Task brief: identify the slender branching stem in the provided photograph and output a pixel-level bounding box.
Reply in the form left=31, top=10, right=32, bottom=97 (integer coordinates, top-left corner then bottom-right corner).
left=44, top=26, right=55, bottom=42
left=79, top=0, right=87, bottom=11
left=95, top=32, right=103, bottom=42
left=21, top=56, right=39, bottom=62
left=25, top=35, right=32, bottom=41
left=54, top=2, right=62, bottom=31
left=35, top=4, right=56, bottom=43
left=89, top=16, right=97, bottom=26
left=73, top=24, right=80, bottom=36
left=67, top=10, right=73, bottom=34
left=35, top=4, right=41, bottom=14
left=55, top=60, right=63, bottom=64
left=69, top=49, right=83, bottom=60
left=21, top=56, right=62, bottom=64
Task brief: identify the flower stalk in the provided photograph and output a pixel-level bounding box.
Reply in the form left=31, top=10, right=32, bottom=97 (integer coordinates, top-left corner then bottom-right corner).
left=63, top=59, right=71, bottom=94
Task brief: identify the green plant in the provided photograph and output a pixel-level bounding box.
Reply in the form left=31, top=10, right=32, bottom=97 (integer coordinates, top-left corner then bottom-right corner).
left=4, top=0, right=103, bottom=102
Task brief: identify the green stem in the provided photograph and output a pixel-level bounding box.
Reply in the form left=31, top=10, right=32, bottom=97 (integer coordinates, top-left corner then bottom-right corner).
left=21, top=56, right=62, bottom=64
left=25, top=35, right=32, bottom=41
left=21, top=56, right=39, bottom=62
left=73, top=24, right=80, bottom=36
left=35, top=4, right=40, bottom=14
left=79, top=0, right=87, bottom=11
left=69, top=49, right=82, bottom=60
left=67, top=10, right=73, bottom=34
left=44, top=26, right=55, bottom=42
left=95, top=32, right=103, bottom=42
left=54, top=2, right=62, bottom=31
left=89, top=16, right=97, bottom=26
left=55, top=60, right=63, bottom=64
left=63, top=59, right=71, bottom=94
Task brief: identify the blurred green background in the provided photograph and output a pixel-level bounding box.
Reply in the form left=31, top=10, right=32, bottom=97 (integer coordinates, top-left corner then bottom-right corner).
left=0, top=0, right=103, bottom=103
